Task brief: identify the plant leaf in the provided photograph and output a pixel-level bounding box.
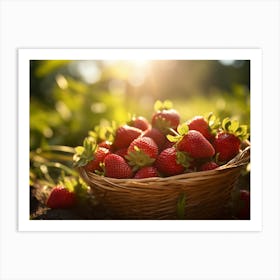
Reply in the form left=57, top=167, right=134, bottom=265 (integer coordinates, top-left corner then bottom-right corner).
left=167, top=134, right=182, bottom=143
left=176, top=193, right=186, bottom=219
left=222, top=117, right=231, bottom=131
left=176, top=151, right=191, bottom=168
left=154, top=100, right=163, bottom=111
left=74, top=146, right=84, bottom=154
left=177, top=123, right=189, bottom=136
left=230, top=120, right=239, bottom=133
left=163, top=99, right=173, bottom=110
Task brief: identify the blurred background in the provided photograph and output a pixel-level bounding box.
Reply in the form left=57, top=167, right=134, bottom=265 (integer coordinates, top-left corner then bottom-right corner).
left=30, top=60, right=250, bottom=150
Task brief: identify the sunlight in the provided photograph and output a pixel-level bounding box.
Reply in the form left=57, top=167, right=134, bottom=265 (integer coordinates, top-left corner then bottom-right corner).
left=102, top=60, right=151, bottom=87
left=77, top=61, right=101, bottom=84
left=127, top=60, right=150, bottom=69
left=127, top=60, right=151, bottom=87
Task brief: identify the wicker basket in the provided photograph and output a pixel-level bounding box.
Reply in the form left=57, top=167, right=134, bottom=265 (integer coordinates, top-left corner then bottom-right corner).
left=78, top=146, right=250, bottom=220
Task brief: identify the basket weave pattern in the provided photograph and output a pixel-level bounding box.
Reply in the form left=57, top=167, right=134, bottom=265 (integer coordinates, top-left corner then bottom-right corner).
left=78, top=146, right=250, bottom=220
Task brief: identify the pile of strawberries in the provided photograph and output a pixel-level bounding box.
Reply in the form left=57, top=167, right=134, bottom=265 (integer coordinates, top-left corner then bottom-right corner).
left=45, top=100, right=250, bottom=218
left=73, top=100, right=249, bottom=180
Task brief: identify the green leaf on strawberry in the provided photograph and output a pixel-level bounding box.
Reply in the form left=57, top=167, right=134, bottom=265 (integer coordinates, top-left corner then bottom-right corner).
left=221, top=117, right=249, bottom=141
left=152, top=100, right=180, bottom=133
left=73, top=137, right=97, bottom=167
left=154, top=99, right=173, bottom=111
left=177, top=123, right=189, bottom=136
left=176, top=151, right=191, bottom=169
left=89, top=121, right=116, bottom=143
left=206, top=112, right=220, bottom=134
left=166, top=134, right=182, bottom=143
left=167, top=122, right=189, bottom=143
left=126, top=146, right=156, bottom=172
left=125, top=137, right=158, bottom=171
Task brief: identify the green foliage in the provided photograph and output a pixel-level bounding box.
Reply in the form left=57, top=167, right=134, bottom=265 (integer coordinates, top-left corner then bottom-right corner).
left=125, top=147, right=156, bottom=171
left=176, top=151, right=191, bottom=169
left=176, top=193, right=186, bottom=219
left=166, top=123, right=189, bottom=143
left=206, top=112, right=221, bottom=134
left=177, top=123, right=189, bottom=136
left=88, top=121, right=116, bottom=143
left=173, top=85, right=250, bottom=131
left=73, top=137, right=97, bottom=167
left=30, top=74, right=129, bottom=149
left=221, top=117, right=249, bottom=140
left=58, top=175, right=90, bottom=203
left=35, top=60, right=71, bottom=77
left=154, top=99, right=173, bottom=111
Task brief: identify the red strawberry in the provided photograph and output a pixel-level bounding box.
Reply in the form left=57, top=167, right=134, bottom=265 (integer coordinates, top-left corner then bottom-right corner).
left=142, top=127, right=166, bottom=151
left=129, top=116, right=150, bottom=131
left=200, top=161, right=219, bottom=171
left=73, top=138, right=110, bottom=172
left=155, top=147, right=186, bottom=176
left=126, top=137, right=158, bottom=170
left=161, top=138, right=174, bottom=151
left=98, top=140, right=113, bottom=151
left=84, top=147, right=110, bottom=172
left=236, top=190, right=250, bottom=220
left=113, top=125, right=142, bottom=149
left=188, top=116, right=213, bottom=142
left=152, top=109, right=180, bottom=133
left=213, top=118, right=249, bottom=162
left=214, top=132, right=241, bottom=162
left=104, top=154, right=133, bottom=179
left=134, top=166, right=159, bottom=179
left=151, top=100, right=180, bottom=133
left=46, top=186, right=76, bottom=209
left=177, top=130, right=215, bottom=159
left=187, top=113, right=220, bottom=142
left=114, top=148, right=128, bottom=159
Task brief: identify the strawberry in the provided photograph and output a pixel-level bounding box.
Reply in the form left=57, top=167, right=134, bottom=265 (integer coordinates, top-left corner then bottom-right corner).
left=84, top=147, right=110, bottom=172
left=104, top=154, right=133, bottom=179
left=113, top=125, right=142, bottom=149
left=236, top=190, right=250, bottom=220
left=213, top=118, right=249, bottom=162
left=155, top=147, right=188, bottom=176
left=114, top=148, right=128, bottom=159
left=176, top=130, right=215, bottom=159
left=142, top=127, right=166, bottom=151
left=161, top=138, right=174, bottom=151
left=126, top=137, right=158, bottom=170
left=46, top=186, right=76, bottom=209
left=167, top=124, right=215, bottom=159
left=151, top=100, right=180, bottom=133
left=200, top=161, right=219, bottom=171
left=129, top=116, right=150, bottom=131
left=73, top=137, right=109, bottom=172
left=214, top=133, right=240, bottom=162
left=188, top=113, right=220, bottom=142
left=134, top=166, right=159, bottom=179
left=98, top=140, right=113, bottom=151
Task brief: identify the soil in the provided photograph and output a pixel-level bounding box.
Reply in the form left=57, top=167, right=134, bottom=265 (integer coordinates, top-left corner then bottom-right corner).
left=30, top=184, right=115, bottom=220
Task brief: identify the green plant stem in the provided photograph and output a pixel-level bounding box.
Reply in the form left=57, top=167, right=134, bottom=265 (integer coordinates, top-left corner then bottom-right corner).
left=30, top=151, right=73, bottom=162
left=37, top=145, right=75, bottom=154
left=41, top=162, right=78, bottom=176
left=168, top=128, right=179, bottom=136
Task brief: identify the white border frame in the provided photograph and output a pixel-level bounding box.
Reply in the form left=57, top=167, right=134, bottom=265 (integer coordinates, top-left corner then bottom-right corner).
left=19, top=48, right=262, bottom=232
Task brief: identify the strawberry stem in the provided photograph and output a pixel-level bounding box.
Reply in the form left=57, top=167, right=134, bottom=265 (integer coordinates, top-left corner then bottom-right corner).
left=168, top=128, right=179, bottom=136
